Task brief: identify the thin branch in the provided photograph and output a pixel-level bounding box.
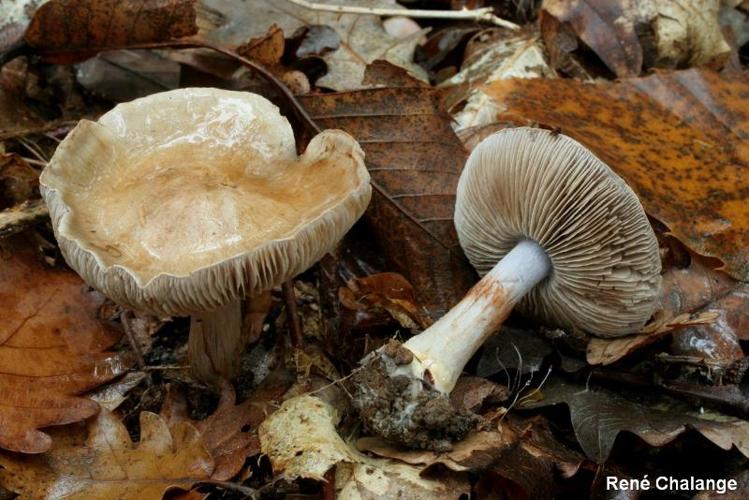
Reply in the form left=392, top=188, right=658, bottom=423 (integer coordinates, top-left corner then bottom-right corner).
left=282, top=280, right=304, bottom=349
left=196, top=479, right=257, bottom=497
left=0, top=199, right=49, bottom=239
left=284, top=0, right=520, bottom=30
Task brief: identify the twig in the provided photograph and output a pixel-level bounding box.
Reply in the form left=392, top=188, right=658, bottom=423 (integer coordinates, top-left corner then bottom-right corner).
left=282, top=280, right=304, bottom=349
left=196, top=479, right=256, bottom=497
left=284, top=0, right=520, bottom=30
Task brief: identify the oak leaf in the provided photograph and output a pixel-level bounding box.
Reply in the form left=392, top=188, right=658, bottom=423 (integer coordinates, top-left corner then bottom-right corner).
left=0, top=236, right=128, bottom=453
left=161, top=368, right=295, bottom=480
left=0, top=410, right=213, bottom=499
left=521, top=377, right=749, bottom=463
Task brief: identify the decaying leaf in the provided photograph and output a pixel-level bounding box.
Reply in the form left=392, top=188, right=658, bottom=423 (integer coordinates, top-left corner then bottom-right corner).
left=477, top=326, right=554, bottom=377
left=24, top=0, right=198, bottom=63
left=441, top=29, right=555, bottom=131
left=521, top=377, right=749, bottom=463
left=161, top=368, right=295, bottom=480
left=0, top=410, right=213, bottom=499
left=541, top=0, right=733, bottom=77
left=484, top=69, right=749, bottom=281
left=259, top=395, right=469, bottom=498
left=339, top=272, right=431, bottom=330
left=203, top=0, right=428, bottom=90
left=0, top=236, right=128, bottom=453
left=300, top=83, right=475, bottom=319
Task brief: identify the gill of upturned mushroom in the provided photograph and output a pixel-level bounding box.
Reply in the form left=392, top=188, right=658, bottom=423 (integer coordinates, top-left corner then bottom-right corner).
left=353, top=127, right=661, bottom=450
left=40, top=88, right=371, bottom=385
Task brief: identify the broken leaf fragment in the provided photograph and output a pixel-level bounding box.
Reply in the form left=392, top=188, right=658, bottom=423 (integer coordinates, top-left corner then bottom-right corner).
left=0, top=410, right=213, bottom=499
left=259, top=395, right=469, bottom=498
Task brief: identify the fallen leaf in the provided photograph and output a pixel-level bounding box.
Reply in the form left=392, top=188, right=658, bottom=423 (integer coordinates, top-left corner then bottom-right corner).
left=0, top=410, right=213, bottom=499
left=162, top=368, right=295, bottom=480
left=0, top=235, right=128, bottom=453
left=24, top=0, right=198, bottom=63
left=450, top=376, right=509, bottom=412
left=300, top=82, right=475, bottom=319
left=88, top=371, right=147, bottom=411
left=339, top=272, right=431, bottom=330
left=259, top=395, right=469, bottom=497
left=236, top=24, right=285, bottom=67
left=203, top=0, right=428, bottom=90
left=441, top=29, right=555, bottom=131
left=541, top=0, right=732, bottom=77
left=485, top=68, right=749, bottom=280
left=0, top=153, right=38, bottom=207
left=520, top=377, right=749, bottom=463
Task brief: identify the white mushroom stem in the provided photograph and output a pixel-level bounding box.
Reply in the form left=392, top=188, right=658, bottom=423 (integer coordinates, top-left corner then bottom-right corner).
left=401, top=240, right=551, bottom=393
left=188, top=300, right=243, bottom=384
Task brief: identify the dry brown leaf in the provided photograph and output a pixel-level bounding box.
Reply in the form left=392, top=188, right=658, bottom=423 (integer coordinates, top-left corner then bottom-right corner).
left=541, top=0, right=732, bottom=77
left=485, top=69, right=749, bottom=281
left=162, top=368, right=295, bottom=480
left=259, top=395, right=469, bottom=497
left=300, top=83, right=475, bottom=319
left=521, top=377, right=749, bottom=463
left=0, top=235, right=128, bottom=453
left=203, top=0, right=428, bottom=91
left=24, top=0, right=198, bottom=63
left=236, top=24, right=285, bottom=67
left=0, top=153, right=38, bottom=207
left=0, top=410, right=213, bottom=499
left=339, top=272, right=431, bottom=330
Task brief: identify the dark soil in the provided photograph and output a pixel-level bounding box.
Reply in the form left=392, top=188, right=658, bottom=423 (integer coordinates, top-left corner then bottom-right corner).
left=351, top=339, right=478, bottom=451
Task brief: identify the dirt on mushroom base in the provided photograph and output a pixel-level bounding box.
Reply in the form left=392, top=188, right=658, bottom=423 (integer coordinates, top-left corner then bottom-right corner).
left=351, top=340, right=478, bottom=451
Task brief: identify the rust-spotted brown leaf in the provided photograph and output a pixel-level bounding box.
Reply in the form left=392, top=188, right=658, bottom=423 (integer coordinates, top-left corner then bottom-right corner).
left=485, top=69, right=749, bottom=280
left=0, top=410, right=213, bottom=499
left=299, top=85, right=475, bottom=319
left=24, top=0, right=198, bottom=63
left=0, top=236, right=128, bottom=453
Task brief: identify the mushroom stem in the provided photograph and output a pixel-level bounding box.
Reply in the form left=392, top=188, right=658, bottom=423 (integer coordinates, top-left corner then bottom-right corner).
left=188, top=300, right=243, bottom=384
left=402, top=240, right=551, bottom=393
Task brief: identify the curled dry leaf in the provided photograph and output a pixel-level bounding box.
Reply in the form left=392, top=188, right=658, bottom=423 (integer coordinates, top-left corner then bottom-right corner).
left=0, top=410, right=213, bottom=499
left=161, top=368, right=295, bottom=480
left=0, top=236, right=128, bottom=453
left=588, top=253, right=739, bottom=365
left=521, top=377, right=749, bottom=463
left=541, top=0, right=732, bottom=77
left=485, top=69, right=749, bottom=281
left=339, top=272, right=431, bottom=330
left=259, top=395, right=469, bottom=498
left=23, top=0, right=198, bottom=63
left=300, top=81, right=475, bottom=319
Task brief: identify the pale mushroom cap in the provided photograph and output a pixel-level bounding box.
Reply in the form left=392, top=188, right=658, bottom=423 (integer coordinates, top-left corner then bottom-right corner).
left=41, top=88, right=371, bottom=316
left=455, top=127, right=661, bottom=337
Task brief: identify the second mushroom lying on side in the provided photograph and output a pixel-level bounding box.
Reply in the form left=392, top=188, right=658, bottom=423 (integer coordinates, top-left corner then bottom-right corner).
left=353, top=127, right=662, bottom=450
left=40, top=88, right=371, bottom=385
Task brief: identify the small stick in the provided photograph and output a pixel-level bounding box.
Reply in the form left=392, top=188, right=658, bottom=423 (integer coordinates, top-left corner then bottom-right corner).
left=0, top=199, right=49, bottom=239
left=121, top=310, right=146, bottom=371
left=282, top=280, right=304, bottom=349
left=285, top=0, right=520, bottom=30
left=196, top=479, right=256, bottom=497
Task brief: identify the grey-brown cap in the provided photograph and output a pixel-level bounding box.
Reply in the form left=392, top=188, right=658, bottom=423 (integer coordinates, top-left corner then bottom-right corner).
left=454, top=127, right=661, bottom=337
left=40, top=88, right=371, bottom=317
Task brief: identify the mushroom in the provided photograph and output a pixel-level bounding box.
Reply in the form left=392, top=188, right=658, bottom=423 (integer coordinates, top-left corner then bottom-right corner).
left=40, top=88, right=371, bottom=384
left=353, top=127, right=661, bottom=450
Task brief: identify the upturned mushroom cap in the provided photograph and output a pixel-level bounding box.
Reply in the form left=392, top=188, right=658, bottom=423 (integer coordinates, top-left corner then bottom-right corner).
left=40, top=88, right=371, bottom=317
left=455, top=127, right=661, bottom=337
